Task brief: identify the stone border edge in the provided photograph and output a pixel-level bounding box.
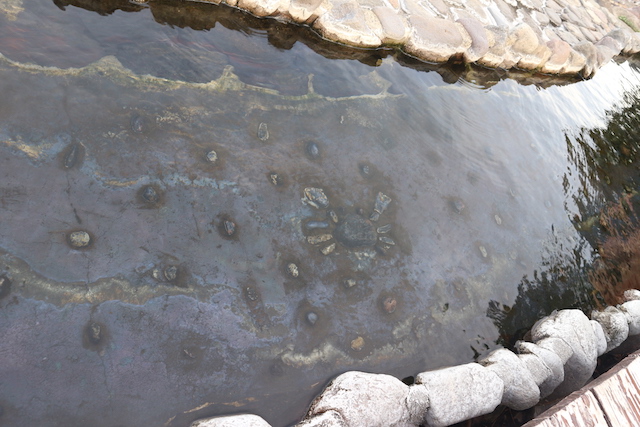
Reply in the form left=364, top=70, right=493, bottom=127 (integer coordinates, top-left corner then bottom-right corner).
left=184, top=0, right=640, bottom=79
left=191, top=289, right=640, bottom=427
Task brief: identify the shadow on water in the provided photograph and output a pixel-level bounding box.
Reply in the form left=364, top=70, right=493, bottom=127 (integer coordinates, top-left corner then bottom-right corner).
left=1, top=1, right=640, bottom=427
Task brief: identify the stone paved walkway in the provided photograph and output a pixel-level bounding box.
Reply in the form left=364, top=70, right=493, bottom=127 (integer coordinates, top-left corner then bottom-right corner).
left=188, top=0, right=640, bottom=77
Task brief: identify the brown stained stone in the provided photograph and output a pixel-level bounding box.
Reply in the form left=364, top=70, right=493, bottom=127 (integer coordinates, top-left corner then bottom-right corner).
left=457, top=18, right=489, bottom=62
left=237, top=0, right=281, bottom=17
left=405, top=16, right=471, bottom=62
left=314, top=1, right=382, bottom=47
left=542, top=38, right=571, bottom=73
left=372, top=6, right=408, bottom=43
left=289, top=0, right=326, bottom=23
left=508, top=23, right=539, bottom=56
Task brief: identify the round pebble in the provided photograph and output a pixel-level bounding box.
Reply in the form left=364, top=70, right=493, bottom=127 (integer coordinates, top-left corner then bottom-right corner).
left=383, top=297, right=397, bottom=313
left=351, top=336, right=365, bottom=351
left=206, top=150, right=218, bottom=163
left=306, top=311, right=319, bottom=325
left=68, top=231, right=91, bottom=248
left=164, top=266, right=178, bottom=281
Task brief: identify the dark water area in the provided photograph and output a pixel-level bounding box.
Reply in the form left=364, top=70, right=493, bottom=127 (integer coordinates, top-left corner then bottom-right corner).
left=1, top=1, right=640, bottom=426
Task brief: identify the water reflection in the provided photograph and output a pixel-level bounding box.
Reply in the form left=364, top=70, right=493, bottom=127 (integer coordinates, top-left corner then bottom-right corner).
left=1, top=1, right=640, bottom=427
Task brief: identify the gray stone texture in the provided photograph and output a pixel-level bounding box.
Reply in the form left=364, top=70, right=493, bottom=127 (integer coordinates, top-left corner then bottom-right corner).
left=530, top=310, right=598, bottom=397
left=515, top=340, right=564, bottom=398
left=479, top=349, right=540, bottom=410
left=592, top=307, right=631, bottom=352
left=297, top=410, right=347, bottom=426
left=304, top=371, right=423, bottom=426
left=191, top=414, right=272, bottom=427
left=405, top=16, right=471, bottom=62
left=415, top=363, right=504, bottom=427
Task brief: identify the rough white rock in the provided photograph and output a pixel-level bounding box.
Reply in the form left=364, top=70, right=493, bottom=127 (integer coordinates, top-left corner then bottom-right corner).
left=592, top=306, right=630, bottom=352
left=530, top=309, right=598, bottom=397
left=415, top=363, right=503, bottom=427
left=620, top=300, right=640, bottom=336
left=479, top=348, right=540, bottom=410
left=591, top=320, right=608, bottom=356
left=515, top=341, right=564, bottom=398
left=297, top=410, right=346, bottom=426
left=624, top=289, right=640, bottom=302
left=191, top=414, right=272, bottom=427
left=304, top=371, right=423, bottom=427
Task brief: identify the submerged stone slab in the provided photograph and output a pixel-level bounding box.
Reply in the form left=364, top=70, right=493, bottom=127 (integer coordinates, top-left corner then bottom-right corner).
left=415, top=363, right=503, bottom=427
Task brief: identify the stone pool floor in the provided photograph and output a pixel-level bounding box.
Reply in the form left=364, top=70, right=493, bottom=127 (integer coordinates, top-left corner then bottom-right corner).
left=189, top=0, right=640, bottom=77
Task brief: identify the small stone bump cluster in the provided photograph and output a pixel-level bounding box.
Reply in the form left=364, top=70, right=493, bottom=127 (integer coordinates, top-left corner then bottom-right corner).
left=190, top=288, right=640, bottom=427
left=188, top=0, right=640, bottom=78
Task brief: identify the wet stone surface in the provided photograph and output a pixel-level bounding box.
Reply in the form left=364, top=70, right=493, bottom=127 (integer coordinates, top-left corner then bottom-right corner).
left=0, top=4, right=635, bottom=426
